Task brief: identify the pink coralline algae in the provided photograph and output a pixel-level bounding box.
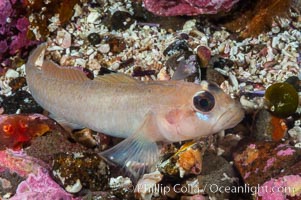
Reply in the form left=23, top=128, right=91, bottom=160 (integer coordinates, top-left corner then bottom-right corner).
left=0, top=149, right=77, bottom=199
left=257, top=175, right=301, bottom=200
left=243, top=171, right=251, bottom=179
left=10, top=168, right=77, bottom=200
left=0, top=0, right=13, bottom=32
left=0, top=150, right=41, bottom=177
left=0, top=0, right=38, bottom=66
left=277, top=148, right=295, bottom=156
left=143, top=0, right=240, bottom=16
left=263, top=157, right=276, bottom=172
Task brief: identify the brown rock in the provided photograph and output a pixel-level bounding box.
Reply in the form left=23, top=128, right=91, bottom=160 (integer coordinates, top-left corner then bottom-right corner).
left=0, top=170, right=25, bottom=198
left=198, top=151, right=238, bottom=199
left=25, top=131, right=88, bottom=165
left=52, top=152, right=110, bottom=193
left=233, top=141, right=301, bottom=186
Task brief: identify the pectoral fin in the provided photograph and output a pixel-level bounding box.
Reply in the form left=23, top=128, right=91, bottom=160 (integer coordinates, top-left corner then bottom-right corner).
left=99, top=112, right=159, bottom=179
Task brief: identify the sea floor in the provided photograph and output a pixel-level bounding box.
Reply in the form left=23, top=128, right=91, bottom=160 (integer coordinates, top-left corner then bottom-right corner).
left=0, top=0, right=301, bottom=199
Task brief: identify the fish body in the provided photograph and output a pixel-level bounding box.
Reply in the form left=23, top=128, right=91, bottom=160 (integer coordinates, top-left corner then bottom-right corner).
left=26, top=44, right=244, bottom=176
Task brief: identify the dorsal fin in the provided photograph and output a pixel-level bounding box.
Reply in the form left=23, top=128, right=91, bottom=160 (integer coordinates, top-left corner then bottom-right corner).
left=94, top=73, right=140, bottom=84
left=42, top=60, right=89, bottom=81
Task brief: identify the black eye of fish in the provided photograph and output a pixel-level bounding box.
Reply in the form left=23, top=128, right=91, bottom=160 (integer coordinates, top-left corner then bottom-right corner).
left=193, top=91, right=215, bottom=112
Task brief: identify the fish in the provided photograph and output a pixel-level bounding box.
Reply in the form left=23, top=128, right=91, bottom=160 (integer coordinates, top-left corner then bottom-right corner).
left=0, top=114, right=50, bottom=150
left=25, top=43, right=244, bottom=177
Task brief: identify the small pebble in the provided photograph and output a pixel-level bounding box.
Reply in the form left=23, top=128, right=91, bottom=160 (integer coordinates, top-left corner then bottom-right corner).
left=98, top=44, right=110, bottom=53
left=8, top=77, right=26, bottom=92
left=163, top=40, right=189, bottom=56
left=196, top=45, right=211, bottom=67
left=88, top=33, right=101, bottom=46
left=103, top=35, right=126, bottom=54
left=265, top=82, right=299, bottom=118
left=72, top=128, right=98, bottom=148
left=5, top=69, right=19, bottom=79
left=285, top=76, right=300, bottom=91
left=110, top=11, right=135, bottom=31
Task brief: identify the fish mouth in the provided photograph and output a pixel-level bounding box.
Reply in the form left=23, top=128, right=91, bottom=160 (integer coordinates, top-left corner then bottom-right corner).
left=213, top=103, right=245, bottom=132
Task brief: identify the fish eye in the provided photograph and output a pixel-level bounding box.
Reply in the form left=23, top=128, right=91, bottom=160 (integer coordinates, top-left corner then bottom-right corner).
left=193, top=91, right=215, bottom=112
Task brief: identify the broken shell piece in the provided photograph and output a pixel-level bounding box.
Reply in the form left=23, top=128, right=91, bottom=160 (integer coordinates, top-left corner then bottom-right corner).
left=109, top=176, right=132, bottom=190
left=134, top=170, right=163, bottom=200
left=87, top=11, right=101, bottom=23
left=157, top=67, right=171, bottom=81
left=65, top=179, right=82, bottom=193
left=72, top=128, right=98, bottom=148
left=165, top=52, right=199, bottom=81
left=56, top=29, right=71, bottom=48
left=159, top=142, right=206, bottom=178
left=109, top=176, right=135, bottom=199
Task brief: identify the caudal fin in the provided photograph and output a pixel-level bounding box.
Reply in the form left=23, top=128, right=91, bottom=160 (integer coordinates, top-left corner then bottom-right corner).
left=26, top=43, right=47, bottom=69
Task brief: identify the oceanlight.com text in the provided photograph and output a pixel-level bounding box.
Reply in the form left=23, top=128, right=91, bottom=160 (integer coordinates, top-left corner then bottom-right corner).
left=135, top=183, right=295, bottom=196
left=204, top=183, right=293, bottom=195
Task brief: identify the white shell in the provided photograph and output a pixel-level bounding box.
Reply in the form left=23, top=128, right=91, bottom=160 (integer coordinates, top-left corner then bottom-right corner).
left=65, top=179, right=82, bottom=193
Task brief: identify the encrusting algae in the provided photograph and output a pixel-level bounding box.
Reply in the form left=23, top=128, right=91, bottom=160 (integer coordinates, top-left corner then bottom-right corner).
left=0, top=114, right=50, bottom=150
